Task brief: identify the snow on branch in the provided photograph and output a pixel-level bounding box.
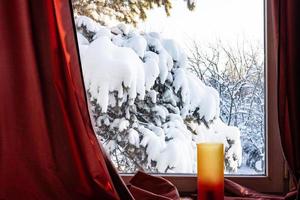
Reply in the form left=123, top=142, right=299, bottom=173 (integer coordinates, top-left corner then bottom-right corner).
left=76, top=16, right=242, bottom=173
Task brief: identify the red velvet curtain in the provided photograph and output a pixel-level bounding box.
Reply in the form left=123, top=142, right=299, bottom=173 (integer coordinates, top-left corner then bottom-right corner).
left=0, top=0, right=299, bottom=199
left=274, top=0, right=300, bottom=199
left=0, top=0, right=133, bottom=199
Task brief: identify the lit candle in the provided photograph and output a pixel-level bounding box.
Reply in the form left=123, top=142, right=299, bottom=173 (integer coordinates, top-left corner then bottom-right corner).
left=197, top=143, right=224, bottom=200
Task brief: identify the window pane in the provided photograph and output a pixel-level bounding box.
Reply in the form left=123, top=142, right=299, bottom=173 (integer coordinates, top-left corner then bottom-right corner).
left=72, top=0, right=265, bottom=175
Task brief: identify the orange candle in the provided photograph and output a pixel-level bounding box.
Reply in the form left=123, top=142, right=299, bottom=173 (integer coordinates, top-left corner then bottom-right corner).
left=197, top=143, right=224, bottom=200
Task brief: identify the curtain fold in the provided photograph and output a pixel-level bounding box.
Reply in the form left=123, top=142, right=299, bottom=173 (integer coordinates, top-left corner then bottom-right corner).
left=274, top=0, right=300, bottom=199
left=0, top=0, right=133, bottom=199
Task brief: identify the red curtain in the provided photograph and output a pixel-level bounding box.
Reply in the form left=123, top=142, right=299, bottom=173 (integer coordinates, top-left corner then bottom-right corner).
left=0, top=0, right=299, bottom=199
left=274, top=0, right=300, bottom=199
left=0, top=0, right=133, bottom=199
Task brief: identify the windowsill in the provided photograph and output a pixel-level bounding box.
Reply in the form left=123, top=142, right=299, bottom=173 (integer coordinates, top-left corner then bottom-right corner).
left=121, top=171, right=288, bottom=194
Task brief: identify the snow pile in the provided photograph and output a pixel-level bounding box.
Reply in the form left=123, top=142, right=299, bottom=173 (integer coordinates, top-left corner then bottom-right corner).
left=75, top=16, right=242, bottom=173
left=188, top=118, right=242, bottom=172
left=81, top=33, right=145, bottom=112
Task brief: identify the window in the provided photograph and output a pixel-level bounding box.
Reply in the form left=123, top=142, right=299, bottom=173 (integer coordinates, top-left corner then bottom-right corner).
left=72, top=0, right=286, bottom=193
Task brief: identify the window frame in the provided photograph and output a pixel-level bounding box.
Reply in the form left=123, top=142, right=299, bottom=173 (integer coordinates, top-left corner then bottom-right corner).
left=121, top=0, right=288, bottom=194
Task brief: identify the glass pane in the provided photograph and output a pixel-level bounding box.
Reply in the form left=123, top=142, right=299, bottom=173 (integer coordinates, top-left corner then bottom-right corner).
left=72, top=0, right=265, bottom=175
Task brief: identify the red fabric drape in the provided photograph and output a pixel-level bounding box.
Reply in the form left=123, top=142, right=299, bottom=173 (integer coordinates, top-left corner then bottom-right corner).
left=0, top=0, right=299, bottom=199
left=0, top=0, right=133, bottom=199
left=129, top=171, right=180, bottom=200
left=273, top=0, right=300, bottom=199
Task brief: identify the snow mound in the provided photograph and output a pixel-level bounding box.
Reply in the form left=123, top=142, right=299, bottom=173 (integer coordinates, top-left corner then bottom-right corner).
left=75, top=15, right=102, bottom=33
left=81, top=32, right=145, bottom=112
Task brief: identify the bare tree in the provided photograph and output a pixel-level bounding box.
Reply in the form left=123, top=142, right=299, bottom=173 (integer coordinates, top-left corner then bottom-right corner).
left=188, top=40, right=265, bottom=172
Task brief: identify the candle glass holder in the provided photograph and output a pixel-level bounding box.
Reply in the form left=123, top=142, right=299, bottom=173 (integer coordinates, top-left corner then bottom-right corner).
left=197, top=143, right=224, bottom=200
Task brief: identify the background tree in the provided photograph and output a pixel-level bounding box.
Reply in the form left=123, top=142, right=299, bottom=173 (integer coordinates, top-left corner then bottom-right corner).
left=188, top=40, right=265, bottom=172
left=72, top=0, right=196, bottom=26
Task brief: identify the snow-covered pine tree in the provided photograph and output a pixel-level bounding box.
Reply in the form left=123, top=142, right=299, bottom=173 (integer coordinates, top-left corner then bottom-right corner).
left=71, top=0, right=196, bottom=26
left=75, top=16, right=242, bottom=173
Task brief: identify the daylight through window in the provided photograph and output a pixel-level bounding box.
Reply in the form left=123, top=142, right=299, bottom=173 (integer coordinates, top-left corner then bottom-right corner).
left=72, top=0, right=265, bottom=175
